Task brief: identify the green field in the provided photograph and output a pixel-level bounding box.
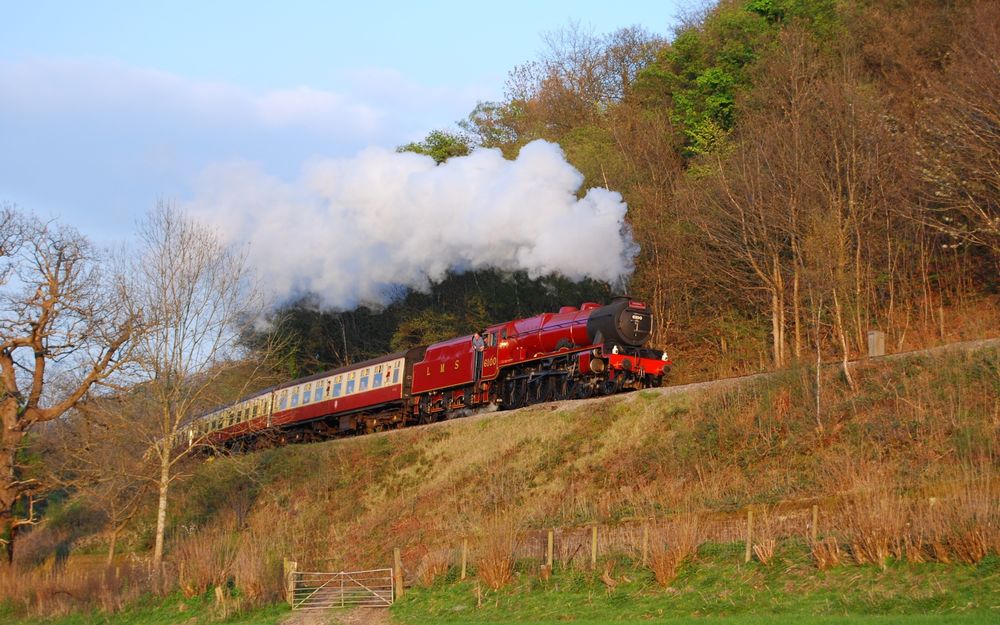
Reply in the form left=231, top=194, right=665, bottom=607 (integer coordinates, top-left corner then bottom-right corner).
left=5, top=551, right=998, bottom=624
left=391, top=548, right=999, bottom=625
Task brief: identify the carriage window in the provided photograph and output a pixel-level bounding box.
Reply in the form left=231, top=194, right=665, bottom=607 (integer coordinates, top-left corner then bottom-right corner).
left=315, top=383, right=324, bottom=402
left=291, top=389, right=300, bottom=407
left=303, top=383, right=312, bottom=404
left=360, top=368, right=369, bottom=391
left=393, top=367, right=400, bottom=383
left=346, top=379, right=355, bottom=394
left=252, top=403, right=258, bottom=418
left=373, top=369, right=383, bottom=388
left=333, top=381, right=342, bottom=397
left=278, top=392, right=287, bottom=410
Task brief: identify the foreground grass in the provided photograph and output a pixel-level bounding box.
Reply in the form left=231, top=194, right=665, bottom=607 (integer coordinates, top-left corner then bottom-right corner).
left=4, top=551, right=998, bottom=624
left=1, top=593, right=290, bottom=625
left=392, top=546, right=1000, bottom=625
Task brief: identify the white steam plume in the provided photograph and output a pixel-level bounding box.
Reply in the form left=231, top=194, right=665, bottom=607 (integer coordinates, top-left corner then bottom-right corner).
left=188, top=140, right=637, bottom=309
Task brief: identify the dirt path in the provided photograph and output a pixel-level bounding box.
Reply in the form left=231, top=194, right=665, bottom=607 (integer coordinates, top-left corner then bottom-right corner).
left=280, top=607, right=390, bottom=625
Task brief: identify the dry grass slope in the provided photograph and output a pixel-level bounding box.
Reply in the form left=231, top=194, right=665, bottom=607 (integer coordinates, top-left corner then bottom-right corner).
left=3, top=340, right=998, bottom=619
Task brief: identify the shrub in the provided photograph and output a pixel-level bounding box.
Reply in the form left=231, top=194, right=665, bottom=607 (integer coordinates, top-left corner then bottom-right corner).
left=811, top=536, right=842, bottom=570
left=752, top=507, right=777, bottom=566
left=415, top=548, right=451, bottom=587
left=844, top=487, right=906, bottom=569
left=648, top=513, right=700, bottom=587
left=475, top=513, right=523, bottom=590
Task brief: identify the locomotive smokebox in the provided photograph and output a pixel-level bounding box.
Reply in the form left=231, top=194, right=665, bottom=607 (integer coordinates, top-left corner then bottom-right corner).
left=586, top=296, right=653, bottom=347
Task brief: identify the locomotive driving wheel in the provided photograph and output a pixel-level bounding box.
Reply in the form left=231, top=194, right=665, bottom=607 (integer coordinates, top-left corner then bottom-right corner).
left=503, top=378, right=528, bottom=410
left=539, top=376, right=558, bottom=402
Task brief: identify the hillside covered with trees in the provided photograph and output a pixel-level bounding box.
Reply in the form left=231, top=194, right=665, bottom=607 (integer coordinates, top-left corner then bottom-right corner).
left=261, top=0, right=999, bottom=386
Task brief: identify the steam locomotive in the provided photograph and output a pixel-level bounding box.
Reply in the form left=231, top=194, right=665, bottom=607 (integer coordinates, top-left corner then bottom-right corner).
left=182, top=297, right=670, bottom=449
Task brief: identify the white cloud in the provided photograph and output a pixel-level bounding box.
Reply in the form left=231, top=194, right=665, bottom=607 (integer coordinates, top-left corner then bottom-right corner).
left=255, top=86, right=381, bottom=132
left=0, top=57, right=379, bottom=137
left=0, top=57, right=486, bottom=241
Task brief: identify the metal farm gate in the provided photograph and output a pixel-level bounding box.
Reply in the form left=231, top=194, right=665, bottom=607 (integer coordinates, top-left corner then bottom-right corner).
left=290, top=568, right=394, bottom=610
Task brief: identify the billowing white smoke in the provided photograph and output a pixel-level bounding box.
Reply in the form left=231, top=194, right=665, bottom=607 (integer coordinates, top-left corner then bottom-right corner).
left=189, top=139, right=637, bottom=309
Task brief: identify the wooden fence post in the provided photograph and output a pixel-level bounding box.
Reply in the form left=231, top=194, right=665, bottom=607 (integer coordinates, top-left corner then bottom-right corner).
left=591, top=526, right=598, bottom=569
left=393, top=548, right=405, bottom=599
left=811, top=505, right=819, bottom=543
left=744, top=507, right=753, bottom=563
left=546, top=529, right=554, bottom=570
left=460, top=538, right=468, bottom=581
left=283, top=558, right=297, bottom=607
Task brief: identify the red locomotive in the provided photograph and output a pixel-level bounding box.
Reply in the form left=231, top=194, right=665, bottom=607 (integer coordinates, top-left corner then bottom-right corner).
left=183, top=297, right=670, bottom=449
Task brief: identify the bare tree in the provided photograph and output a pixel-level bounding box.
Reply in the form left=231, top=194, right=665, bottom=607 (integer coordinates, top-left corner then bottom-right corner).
left=919, top=1, right=1000, bottom=264
left=0, top=207, right=137, bottom=563
left=129, top=201, right=263, bottom=569
left=41, top=396, right=152, bottom=565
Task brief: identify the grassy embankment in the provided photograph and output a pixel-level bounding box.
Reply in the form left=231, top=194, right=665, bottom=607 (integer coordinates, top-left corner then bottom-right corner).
left=4, top=342, right=999, bottom=623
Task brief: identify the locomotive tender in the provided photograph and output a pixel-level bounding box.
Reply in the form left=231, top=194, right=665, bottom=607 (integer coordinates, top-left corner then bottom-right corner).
left=183, top=297, right=671, bottom=449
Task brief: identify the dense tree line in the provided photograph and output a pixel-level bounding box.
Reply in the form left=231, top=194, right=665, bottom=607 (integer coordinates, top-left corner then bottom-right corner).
left=339, top=0, right=998, bottom=381
left=254, top=1, right=999, bottom=380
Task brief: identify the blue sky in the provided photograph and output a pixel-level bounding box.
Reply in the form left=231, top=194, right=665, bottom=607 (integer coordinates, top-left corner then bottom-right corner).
left=1, top=1, right=687, bottom=244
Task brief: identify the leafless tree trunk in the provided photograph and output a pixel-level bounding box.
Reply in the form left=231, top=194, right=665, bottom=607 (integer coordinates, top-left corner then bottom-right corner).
left=128, top=201, right=264, bottom=570
left=0, top=207, right=138, bottom=564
